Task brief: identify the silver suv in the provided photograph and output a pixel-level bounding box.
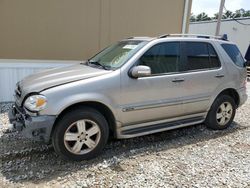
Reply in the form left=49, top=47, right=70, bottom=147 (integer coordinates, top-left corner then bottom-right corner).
left=9, top=34, right=248, bottom=161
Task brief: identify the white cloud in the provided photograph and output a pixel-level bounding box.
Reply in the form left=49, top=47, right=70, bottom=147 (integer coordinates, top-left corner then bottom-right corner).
left=192, top=0, right=220, bottom=16
left=225, top=0, right=244, bottom=11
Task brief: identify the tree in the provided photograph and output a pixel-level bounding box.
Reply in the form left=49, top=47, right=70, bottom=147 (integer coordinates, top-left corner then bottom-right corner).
left=222, top=10, right=234, bottom=19
left=233, top=9, right=243, bottom=18
left=242, top=10, right=250, bottom=17
left=196, top=12, right=211, bottom=21
left=213, top=13, right=219, bottom=20
left=190, top=9, right=250, bottom=22
left=190, top=13, right=196, bottom=22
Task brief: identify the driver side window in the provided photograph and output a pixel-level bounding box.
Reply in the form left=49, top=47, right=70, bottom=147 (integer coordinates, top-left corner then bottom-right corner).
left=138, top=42, right=180, bottom=75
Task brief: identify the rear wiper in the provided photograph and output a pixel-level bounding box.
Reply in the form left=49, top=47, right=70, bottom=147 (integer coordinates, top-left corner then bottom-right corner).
left=86, top=60, right=111, bottom=70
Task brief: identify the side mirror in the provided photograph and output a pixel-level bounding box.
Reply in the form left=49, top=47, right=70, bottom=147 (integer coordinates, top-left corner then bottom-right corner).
left=129, top=65, right=151, bottom=78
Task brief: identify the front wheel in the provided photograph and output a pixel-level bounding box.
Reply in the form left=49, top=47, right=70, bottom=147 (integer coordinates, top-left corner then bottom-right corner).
left=52, top=107, right=109, bottom=161
left=205, top=95, right=236, bottom=130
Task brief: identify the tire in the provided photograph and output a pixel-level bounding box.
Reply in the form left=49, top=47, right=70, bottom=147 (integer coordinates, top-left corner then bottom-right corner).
left=52, top=107, right=109, bottom=161
left=205, top=95, right=236, bottom=130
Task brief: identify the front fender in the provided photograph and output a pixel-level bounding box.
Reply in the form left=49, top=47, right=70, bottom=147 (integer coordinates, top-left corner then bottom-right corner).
left=39, top=92, right=118, bottom=118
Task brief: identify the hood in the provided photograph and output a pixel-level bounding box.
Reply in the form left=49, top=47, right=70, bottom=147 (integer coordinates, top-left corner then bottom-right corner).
left=19, top=63, right=110, bottom=94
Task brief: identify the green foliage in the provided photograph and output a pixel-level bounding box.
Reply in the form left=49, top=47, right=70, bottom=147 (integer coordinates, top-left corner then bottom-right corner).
left=196, top=12, right=211, bottom=21
left=222, top=10, right=234, bottom=19
left=190, top=9, right=250, bottom=22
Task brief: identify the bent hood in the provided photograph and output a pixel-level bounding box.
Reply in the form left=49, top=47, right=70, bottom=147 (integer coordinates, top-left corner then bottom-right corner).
left=19, top=64, right=110, bottom=95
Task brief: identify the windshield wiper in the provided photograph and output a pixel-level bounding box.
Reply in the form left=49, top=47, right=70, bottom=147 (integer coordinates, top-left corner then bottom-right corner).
left=86, top=60, right=111, bottom=70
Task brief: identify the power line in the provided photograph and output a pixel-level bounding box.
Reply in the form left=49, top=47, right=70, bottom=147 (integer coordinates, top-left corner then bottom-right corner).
left=231, top=17, right=250, bottom=26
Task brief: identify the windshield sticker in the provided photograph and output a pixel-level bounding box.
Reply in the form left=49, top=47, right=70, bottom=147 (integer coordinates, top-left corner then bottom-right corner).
left=123, top=45, right=138, bottom=49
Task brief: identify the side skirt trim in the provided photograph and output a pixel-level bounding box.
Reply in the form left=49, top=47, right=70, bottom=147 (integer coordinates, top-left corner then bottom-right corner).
left=118, top=116, right=205, bottom=139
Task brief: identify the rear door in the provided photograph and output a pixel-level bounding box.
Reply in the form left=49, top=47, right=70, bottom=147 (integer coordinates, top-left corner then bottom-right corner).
left=178, top=41, right=225, bottom=116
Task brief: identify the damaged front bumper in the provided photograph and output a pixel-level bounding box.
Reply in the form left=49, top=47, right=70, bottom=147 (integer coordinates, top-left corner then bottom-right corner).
left=8, top=105, right=56, bottom=143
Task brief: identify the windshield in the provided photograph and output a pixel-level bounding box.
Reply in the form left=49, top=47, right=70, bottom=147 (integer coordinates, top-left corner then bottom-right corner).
left=88, top=40, right=148, bottom=70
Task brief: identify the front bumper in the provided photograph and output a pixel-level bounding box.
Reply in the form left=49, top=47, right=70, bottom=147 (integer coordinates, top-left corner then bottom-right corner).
left=8, top=105, right=56, bottom=143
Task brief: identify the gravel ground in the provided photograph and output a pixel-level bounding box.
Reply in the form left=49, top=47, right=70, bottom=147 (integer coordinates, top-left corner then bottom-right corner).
left=0, top=88, right=250, bottom=187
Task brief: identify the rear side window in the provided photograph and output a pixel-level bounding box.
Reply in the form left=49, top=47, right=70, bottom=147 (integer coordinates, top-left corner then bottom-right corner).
left=221, top=44, right=245, bottom=67
left=182, top=42, right=221, bottom=71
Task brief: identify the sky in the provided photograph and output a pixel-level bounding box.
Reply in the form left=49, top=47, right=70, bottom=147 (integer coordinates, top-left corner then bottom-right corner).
left=192, top=0, right=250, bottom=16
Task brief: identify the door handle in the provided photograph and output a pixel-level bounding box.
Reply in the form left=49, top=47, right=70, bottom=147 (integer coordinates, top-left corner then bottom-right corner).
left=215, top=74, right=225, bottom=78
left=172, top=78, right=185, bottom=83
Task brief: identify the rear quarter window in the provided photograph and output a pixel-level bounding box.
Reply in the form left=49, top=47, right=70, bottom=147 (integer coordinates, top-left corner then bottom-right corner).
left=221, top=43, right=245, bottom=67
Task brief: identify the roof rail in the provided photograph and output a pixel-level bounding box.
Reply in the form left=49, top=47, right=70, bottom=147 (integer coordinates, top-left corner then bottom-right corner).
left=126, top=36, right=152, bottom=39
left=158, top=33, right=228, bottom=41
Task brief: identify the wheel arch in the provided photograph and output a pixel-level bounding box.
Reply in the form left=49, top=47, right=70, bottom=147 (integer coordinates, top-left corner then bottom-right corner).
left=51, top=101, right=117, bottom=139
left=214, top=88, right=240, bottom=107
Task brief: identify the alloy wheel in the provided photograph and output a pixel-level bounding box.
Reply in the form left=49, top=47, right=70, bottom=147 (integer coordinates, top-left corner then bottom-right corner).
left=64, top=119, right=101, bottom=155
left=216, top=102, right=233, bottom=126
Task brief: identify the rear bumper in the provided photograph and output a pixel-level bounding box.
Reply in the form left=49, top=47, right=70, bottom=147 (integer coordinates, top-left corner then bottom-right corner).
left=238, top=87, right=248, bottom=107
left=8, top=105, right=56, bottom=143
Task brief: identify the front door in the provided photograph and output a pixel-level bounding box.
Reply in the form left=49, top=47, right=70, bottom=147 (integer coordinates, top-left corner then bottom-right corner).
left=120, top=42, right=184, bottom=125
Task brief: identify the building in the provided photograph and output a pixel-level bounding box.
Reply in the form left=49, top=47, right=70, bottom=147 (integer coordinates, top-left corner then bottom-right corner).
left=189, top=17, right=250, bottom=55
left=0, top=0, right=192, bottom=60
left=0, top=0, right=192, bottom=102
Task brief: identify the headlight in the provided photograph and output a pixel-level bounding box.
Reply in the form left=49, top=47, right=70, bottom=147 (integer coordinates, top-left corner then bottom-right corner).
left=24, top=95, right=47, bottom=112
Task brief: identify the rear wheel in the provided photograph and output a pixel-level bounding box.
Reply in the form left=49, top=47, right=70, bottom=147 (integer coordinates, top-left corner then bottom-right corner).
left=205, top=95, right=236, bottom=130
left=52, top=107, right=109, bottom=161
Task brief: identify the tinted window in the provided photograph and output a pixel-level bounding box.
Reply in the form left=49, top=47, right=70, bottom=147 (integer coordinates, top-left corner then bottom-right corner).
left=221, top=43, right=245, bottom=67
left=181, top=42, right=221, bottom=71
left=185, top=42, right=210, bottom=70
left=139, top=42, right=180, bottom=74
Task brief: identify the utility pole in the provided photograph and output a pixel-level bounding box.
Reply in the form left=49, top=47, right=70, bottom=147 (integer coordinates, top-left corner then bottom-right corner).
left=215, top=0, right=225, bottom=36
